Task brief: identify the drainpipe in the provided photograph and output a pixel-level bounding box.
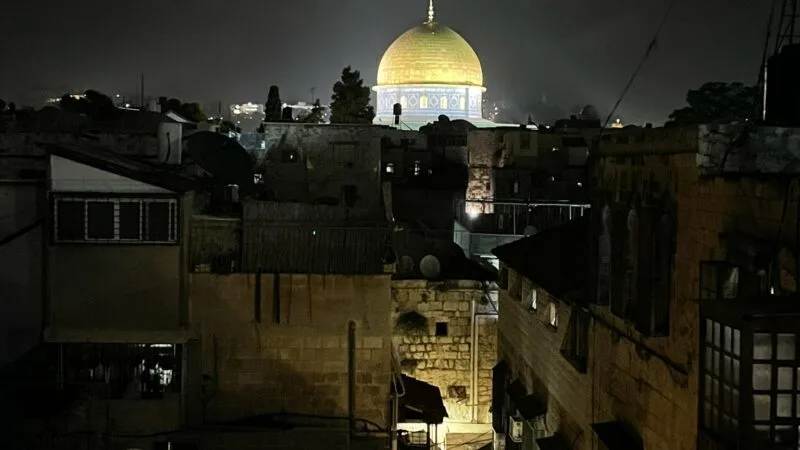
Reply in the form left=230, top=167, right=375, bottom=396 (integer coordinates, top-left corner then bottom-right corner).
left=348, top=321, right=357, bottom=435
left=470, top=295, right=479, bottom=424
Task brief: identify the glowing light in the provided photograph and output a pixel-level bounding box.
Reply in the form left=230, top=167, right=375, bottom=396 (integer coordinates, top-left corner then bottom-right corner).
left=577, top=182, right=583, bottom=187
left=466, top=207, right=480, bottom=219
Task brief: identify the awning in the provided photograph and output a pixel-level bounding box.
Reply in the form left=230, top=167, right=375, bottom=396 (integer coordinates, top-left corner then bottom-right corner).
left=393, top=374, right=448, bottom=424
left=591, top=421, right=643, bottom=450
left=507, top=379, right=546, bottom=419
left=516, top=394, right=546, bottom=420
left=536, top=434, right=571, bottom=450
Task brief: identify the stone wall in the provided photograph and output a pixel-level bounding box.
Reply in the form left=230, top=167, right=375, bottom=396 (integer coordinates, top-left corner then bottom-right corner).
left=589, top=131, right=800, bottom=450
left=497, top=275, right=591, bottom=448
left=391, top=279, right=496, bottom=428
left=190, top=273, right=393, bottom=427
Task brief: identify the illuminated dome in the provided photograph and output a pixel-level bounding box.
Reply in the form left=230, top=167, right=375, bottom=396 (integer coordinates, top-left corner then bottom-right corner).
left=377, top=22, right=483, bottom=87
left=373, top=0, right=493, bottom=130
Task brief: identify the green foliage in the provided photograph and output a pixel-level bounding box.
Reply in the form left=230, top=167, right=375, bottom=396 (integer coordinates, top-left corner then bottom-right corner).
left=265, top=85, right=282, bottom=122
left=330, top=66, right=375, bottom=124
left=302, top=99, right=326, bottom=124
left=667, top=82, right=757, bottom=126
left=157, top=97, right=206, bottom=122
left=394, top=311, right=428, bottom=335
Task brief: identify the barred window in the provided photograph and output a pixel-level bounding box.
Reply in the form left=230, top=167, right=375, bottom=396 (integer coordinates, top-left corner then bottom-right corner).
left=54, top=196, right=178, bottom=244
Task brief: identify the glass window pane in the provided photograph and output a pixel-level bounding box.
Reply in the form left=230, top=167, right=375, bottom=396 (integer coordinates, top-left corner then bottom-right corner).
left=754, top=333, right=772, bottom=360
left=724, top=326, right=732, bottom=353
left=777, top=334, right=795, bottom=360
left=56, top=200, right=86, bottom=240
left=712, top=379, right=719, bottom=405
left=87, top=201, right=114, bottom=239
left=796, top=396, right=800, bottom=418
left=754, top=364, right=772, bottom=390
left=703, top=401, right=712, bottom=427
left=705, top=319, right=713, bottom=344
left=711, top=406, right=719, bottom=431
left=705, top=347, right=713, bottom=372
left=733, top=329, right=741, bottom=356
left=753, top=395, right=771, bottom=420
left=713, top=351, right=721, bottom=375
left=724, top=356, right=732, bottom=382
left=714, top=322, right=721, bottom=348
left=775, top=426, right=793, bottom=445
left=732, top=388, right=739, bottom=416
left=777, top=394, right=792, bottom=417
left=778, top=367, right=793, bottom=390
left=705, top=374, right=713, bottom=400
left=733, top=359, right=740, bottom=385
left=724, top=385, right=732, bottom=413
left=119, top=202, right=141, bottom=239
left=754, top=425, right=770, bottom=447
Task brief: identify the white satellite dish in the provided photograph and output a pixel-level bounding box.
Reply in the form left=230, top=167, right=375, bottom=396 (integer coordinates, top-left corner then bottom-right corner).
left=420, top=255, right=442, bottom=279
left=524, top=225, right=538, bottom=237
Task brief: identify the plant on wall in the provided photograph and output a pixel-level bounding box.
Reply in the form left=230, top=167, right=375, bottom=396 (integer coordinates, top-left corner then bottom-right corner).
left=395, top=311, right=428, bottom=335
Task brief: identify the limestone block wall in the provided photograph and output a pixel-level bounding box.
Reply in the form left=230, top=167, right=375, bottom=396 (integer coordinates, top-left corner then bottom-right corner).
left=392, top=279, right=496, bottom=424
left=190, top=273, right=393, bottom=427
left=588, top=146, right=800, bottom=450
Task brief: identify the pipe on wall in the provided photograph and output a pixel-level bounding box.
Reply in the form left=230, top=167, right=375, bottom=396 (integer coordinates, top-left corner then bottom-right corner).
left=348, top=320, right=357, bottom=434
left=470, top=296, right=479, bottom=424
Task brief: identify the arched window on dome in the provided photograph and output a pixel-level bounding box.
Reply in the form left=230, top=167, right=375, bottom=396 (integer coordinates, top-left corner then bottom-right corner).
left=459, top=96, right=466, bottom=110
left=440, top=96, right=448, bottom=109
left=420, top=95, right=428, bottom=109
left=400, top=96, right=408, bottom=109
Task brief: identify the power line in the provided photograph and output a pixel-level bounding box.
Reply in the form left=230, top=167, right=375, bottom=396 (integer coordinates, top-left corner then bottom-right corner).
left=601, top=0, right=680, bottom=129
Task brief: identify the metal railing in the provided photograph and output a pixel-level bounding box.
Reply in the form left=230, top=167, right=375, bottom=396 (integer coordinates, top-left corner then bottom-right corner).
left=454, top=199, right=590, bottom=236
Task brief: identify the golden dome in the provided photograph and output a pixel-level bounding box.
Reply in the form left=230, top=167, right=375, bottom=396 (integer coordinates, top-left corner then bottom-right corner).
left=377, top=21, right=483, bottom=87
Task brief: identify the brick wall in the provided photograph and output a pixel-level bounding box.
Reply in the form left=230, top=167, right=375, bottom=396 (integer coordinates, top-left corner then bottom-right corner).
left=190, top=273, right=393, bottom=427
left=391, top=279, right=496, bottom=425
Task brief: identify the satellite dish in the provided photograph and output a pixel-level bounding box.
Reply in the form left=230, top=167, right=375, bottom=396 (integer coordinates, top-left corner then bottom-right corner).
left=399, top=255, right=415, bottom=273
left=420, top=255, right=442, bottom=279
left=524, top=225, right=538, bottom=237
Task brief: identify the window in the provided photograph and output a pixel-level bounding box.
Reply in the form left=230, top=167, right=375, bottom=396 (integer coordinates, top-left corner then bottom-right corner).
left=701, top=319, right=741, bottom=438
left=420, top=95, right=428, bottom=109
left=54, top=197, right=179, bottom=244
left=530, top=288, right=538, bottom=310
left=459, top=97, right=466, bottom=110
left=635, top=209, right=674, bottom=336
left=342, top=185, right=358, bottom=207
left=440, top=96, right=448, bottom=109
left=700, top=261, right=740, bottom=300
left=596, top=206, right=612, bottom=305
left=413, top=160, right=421, bottom=176
left=562, top=309, right=589, bottom=372
left=548, top=302, right=558, bottom=328
left=435, top=322, right=449, bottom=337
left=385, top=163, right=395, bottom=174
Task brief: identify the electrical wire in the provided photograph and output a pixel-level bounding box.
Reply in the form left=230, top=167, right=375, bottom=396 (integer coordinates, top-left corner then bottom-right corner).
left=601, top=0, right=679, bottom=129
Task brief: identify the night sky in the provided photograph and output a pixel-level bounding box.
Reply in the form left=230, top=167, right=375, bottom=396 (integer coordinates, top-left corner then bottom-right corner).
left=2, top=0, right=766, bottom=124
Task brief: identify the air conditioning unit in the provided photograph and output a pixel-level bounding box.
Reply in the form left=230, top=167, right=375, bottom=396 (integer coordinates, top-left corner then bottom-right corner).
left=509, top=416, right=523, bottom=443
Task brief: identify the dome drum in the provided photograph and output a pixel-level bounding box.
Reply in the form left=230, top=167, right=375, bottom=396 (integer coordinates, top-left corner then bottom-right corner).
left=375, top=85, right=483, bottom=119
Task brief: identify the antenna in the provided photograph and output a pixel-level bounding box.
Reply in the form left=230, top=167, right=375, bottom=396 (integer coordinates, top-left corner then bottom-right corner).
left=140, top=73, right=145, bottom=109
left=426, top=0, right=435, bottom=24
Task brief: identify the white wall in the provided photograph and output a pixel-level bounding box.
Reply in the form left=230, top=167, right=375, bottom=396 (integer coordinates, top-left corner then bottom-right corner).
left=50, top=155, right=170, bottom=194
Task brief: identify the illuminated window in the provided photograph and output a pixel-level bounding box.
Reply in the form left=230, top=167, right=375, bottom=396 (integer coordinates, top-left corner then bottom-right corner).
left=420, top=95, right=428, bottom=109
left=440, top=96, right=448, bottom=109
left=400, top=96, right=407, bottom=109
left=549, top=302, right=558, bottom=328
left=459, top=96, right=466, bottom=110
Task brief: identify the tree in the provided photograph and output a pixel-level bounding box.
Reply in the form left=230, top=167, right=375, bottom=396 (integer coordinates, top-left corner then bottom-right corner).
left=281, top=106, right=294, bottom=121
left=265, top=85, right=282, bottom=122
left=181, top=102, right=207, bottom=122
left=302, top=99, right=326, bottom=123
left=59, top=90, right=119, bottom=119
left=329, top=66, right=375, bottom=124
left=0, top=99, right=6, bottom=112
left=667, top=82, right=757, bottom=126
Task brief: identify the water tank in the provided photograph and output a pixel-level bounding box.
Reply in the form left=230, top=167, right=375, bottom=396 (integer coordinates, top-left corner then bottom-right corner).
left=158, top=122, right=183, bottom=164
left=766, top=44, right=800, bottom=126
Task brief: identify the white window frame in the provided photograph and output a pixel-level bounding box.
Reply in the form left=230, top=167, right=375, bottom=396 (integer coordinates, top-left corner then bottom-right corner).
left=54, top=196, right=179, bottom=244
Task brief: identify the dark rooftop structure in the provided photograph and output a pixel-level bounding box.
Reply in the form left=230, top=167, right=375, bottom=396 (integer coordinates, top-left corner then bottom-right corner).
left=491, top=217, right=589, bottom=301
left=41, top=142, right=201, bottom=193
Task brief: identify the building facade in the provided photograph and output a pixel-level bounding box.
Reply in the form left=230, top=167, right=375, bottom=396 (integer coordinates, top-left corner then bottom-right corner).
left=492, top=124, right=800, bottom=450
